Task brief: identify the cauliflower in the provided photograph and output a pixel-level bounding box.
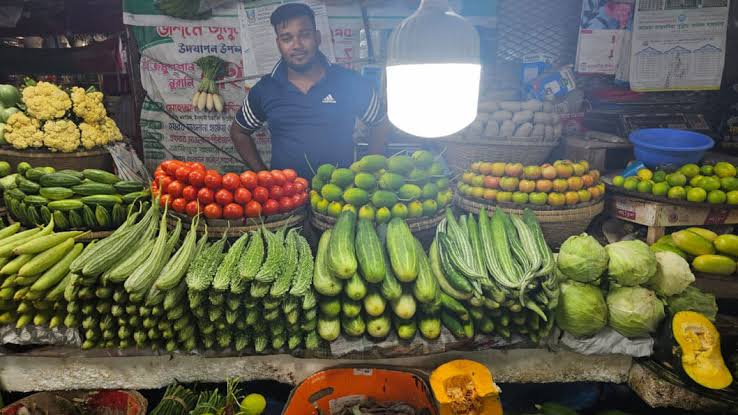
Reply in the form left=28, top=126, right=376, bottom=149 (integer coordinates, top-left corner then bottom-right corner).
left=70, top=86, right=106, bottom=123
left=99, top=116, right=123, bottom=142
left=43, top=119, right=81, bottom=152
left=22, top=81, right=71, bottom=120
left=4, top=112, right=43, bottom=149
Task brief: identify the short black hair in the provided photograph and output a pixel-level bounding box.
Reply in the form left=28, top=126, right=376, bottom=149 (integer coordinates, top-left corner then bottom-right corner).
left=270, top=3, right=316, bottom=30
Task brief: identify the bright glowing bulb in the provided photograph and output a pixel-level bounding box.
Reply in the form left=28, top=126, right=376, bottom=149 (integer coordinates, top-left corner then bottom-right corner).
left=387, top=63, right=481, bottom=138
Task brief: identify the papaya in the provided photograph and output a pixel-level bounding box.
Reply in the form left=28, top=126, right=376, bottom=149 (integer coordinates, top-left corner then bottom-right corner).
left=343, top=188, right=369, bottom=206
left=398, top=184, right=422, bottom=200
left=422, top=183, right=439, bottom=199
left=354, top=173, right=376, bottom=190
left=378, top=173, right=405, bottom=190
left=387, top=155, right=414, bottom=175
left=320, top=183, right=343, bottom=202
left=686, top=227, right=718, bottom=242
left=692, top=255, right=736, bottom=275
left=411, top=150, right=434, bottom=169
left=330, top=168, right=355, bottom=188
left=713, top=234, right=738, bottom=257
left=672, top=230, right=715, bottom=256
left=357, top=154, right=387, bottom=172
left=371, top=190, right=398, bottom=208
left=316, top=164, right=335, bottom=181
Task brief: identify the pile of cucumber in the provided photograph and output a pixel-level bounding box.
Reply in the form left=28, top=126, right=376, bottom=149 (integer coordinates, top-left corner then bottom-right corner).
left=3, top=162, right=149, bottom=230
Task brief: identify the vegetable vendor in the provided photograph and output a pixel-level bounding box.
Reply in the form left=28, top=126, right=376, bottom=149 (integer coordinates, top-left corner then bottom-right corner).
left=230, top=3, right=388, bottom=179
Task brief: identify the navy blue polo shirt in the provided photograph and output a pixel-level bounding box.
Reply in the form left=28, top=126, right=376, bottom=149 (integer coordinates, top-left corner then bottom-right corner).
left=235, top=54, right=385, bottom=179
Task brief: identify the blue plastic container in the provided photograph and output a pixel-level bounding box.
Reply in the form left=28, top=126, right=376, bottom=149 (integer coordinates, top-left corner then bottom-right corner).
left=629, top=128, right=714, bottom=169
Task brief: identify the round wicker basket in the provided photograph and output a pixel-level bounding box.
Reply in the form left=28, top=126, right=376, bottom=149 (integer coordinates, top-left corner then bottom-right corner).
left=310, top=208, right=445, bottom=233
left=0, top=145, right=114, bottom=172
left=438, top=136, right=559, bottom=170
left=455, top=194, right=605, bottom=247
left=167, top=207, right=306, bottom=238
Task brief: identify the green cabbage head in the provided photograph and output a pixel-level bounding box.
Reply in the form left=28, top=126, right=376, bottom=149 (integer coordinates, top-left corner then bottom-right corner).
left=557, top=233, right=609, bottom=283
left=556, top=280, right=608, bottom=337
left=605, top=240, right=657, bottom=286
left=607, top=286, right=665, bottom=338
left=647, top=251, right=694, bottom=296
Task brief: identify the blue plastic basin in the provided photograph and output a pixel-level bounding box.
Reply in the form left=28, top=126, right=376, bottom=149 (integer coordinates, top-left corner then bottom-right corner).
left=628, top=128, right=714, bottom=169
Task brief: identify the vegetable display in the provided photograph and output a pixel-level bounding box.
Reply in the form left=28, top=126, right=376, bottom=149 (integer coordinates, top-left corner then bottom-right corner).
left=612, top=162, right=738, bottom=205
left=310, top=151, right=452, bottom=221
left=2, top=162, right=148, bottom=230
left=457, top=160, right=604, bottom=207
left=153, top=159, right=309, bottom=220
left=1, top=81, right=123, bottom=152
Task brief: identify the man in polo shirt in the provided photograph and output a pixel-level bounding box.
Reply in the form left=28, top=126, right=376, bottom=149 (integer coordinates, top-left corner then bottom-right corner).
left=230, top=3, right=387, bottom=179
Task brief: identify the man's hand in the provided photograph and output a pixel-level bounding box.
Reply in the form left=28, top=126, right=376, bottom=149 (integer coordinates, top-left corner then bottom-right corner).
left=230, top=121, right=268, bottom=171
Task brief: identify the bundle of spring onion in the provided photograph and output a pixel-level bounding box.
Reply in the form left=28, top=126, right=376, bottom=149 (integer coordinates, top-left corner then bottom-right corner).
left=192, top=56, right=226, bottom=112
left=150, top=384, right=198, bottom=415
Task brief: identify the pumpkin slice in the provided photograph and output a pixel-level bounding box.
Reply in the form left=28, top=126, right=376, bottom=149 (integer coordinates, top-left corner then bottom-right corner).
left=672, top=311, right=733, bottom=390
left=430, top=359, right=502, bottom=415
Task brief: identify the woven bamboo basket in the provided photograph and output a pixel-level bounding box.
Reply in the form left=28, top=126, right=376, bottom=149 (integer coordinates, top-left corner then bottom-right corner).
left=310, top=208, right=445, bottom=233
left=0, top=390, right=147, bottom=415
left=439, top=136, right=559, bottom=170
left=168, top=207, right=306, bottom=238
left=456, top=194, right=605, bottom=247
left=0, top=145, right=115, bottom=172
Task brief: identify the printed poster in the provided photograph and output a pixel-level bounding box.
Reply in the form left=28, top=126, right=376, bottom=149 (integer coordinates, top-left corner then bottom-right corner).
left=575, top=0, right=635, bottom=75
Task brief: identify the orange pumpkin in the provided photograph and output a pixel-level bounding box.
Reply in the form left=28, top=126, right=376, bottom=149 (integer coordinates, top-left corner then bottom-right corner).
left=430, top=360, right=503, bottom=415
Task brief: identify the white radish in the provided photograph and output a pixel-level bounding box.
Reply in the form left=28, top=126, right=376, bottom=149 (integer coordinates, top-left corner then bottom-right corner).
left=206, top=93, right=214, bottom=111
left=213, top=94, right=224, bottom=112
left=197, top=90, right=207, bottom=110
left=191, top=91, right=201, bottom=106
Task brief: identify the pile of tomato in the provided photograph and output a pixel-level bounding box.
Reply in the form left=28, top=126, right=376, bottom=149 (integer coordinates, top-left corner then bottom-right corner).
left=152, top=160, right=310, bottom=220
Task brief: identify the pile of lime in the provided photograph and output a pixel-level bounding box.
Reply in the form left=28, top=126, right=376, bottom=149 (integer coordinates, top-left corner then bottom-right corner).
left=612, top=162, right=738, bottom=205
left=310, top=151, right=452, bottom=222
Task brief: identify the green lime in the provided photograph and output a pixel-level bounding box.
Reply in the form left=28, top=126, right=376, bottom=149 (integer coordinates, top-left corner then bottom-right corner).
left=720, top=177, right=738, bottom=191
left=690, top=175, right=704, bottom=187
left=637, top=180, right=653, bottom=193
left=512, top=192, right=529, bottom=204
left=727, top=190, right=738, bottom=205
left=0, top=161, right=10, bottom=177
left=358, top=204, right=375, bottom=220
left=708, top=190, right=727, bottom=204
left=667, top=186, right=686, bottom=200
left=240, top=393, right=267, bottom=415
left=612, top=175, right=625, bottom=187
left=653, top=170, right=667, bottom=183
left=422, top=199, right=438, bottom=216
left=686, top=187, right=707, bottom=203
left=678, top=163, right=700, bottom=179
left=652, top=182, right=670, bottom=196
left=666, top=172, right=687, bottom=187
left=623, top=177, right=639, bottom=191
left=714, top=162, right=737, bottom=178
left=701, top=164, right=714, bottom=176
left=376, top=207, right=391, bottom=224
left=699, top=176, right=721, bottom=192
left=408, top=201, right=424, bottom=218
left=391, top=203, right=408, bottom=219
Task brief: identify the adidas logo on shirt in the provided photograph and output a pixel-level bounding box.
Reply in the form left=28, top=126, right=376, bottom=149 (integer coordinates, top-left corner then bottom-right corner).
left=322, top=94, right=336, bottom=104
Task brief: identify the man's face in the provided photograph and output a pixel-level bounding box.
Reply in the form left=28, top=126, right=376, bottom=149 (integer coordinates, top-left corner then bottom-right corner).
left=275, top=16, right=321, bottom=72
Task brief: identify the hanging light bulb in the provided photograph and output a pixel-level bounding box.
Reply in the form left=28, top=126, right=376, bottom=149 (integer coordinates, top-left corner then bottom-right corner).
left=386, top=0, right=481, bottom=138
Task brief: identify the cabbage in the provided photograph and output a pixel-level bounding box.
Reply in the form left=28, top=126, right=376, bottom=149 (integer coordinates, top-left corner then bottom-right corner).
left=667, top=286, right=718, bottom=321
left=647, top=251, right=694, bottom=296
left=0, top=84, right=19, bottom=108
left=557, top=234, right=609, bottom=283
left=606, top=286, right=665, bottom=338
left=605, top=240, right=657, bottom=286
left=555, top=280, right=608, bottom=337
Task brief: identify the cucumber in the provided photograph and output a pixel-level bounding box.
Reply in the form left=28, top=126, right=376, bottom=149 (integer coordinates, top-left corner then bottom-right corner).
left=81, top=195, right=123, bottom=208
left=344, top=272, right=367, bottom=301
left=327, top=210, right=357, bottom=279
left=313, top=228, right=343, bottom=296
left=72, top=182, right=117, bottom=196
left=16, top=176, right=40, bottom=194
left=39, top=173, right=82, bottom=188
left=24, top=195, right=49, bottom=206
left=412, top=238, right=439, bottom=303
left=355, top=219, right=385, bottom=283
left=429, top=238, right=472, bottom=300
left=82, top=169, right=120, bottom=184
left=56, top=169, right=85, bottom=180
left=40, top=187, right=74, bottom=200
left=114, top=181, right=145, bottom=194
left=48, top=199, right=84, bottom=211
left=122, top=189, right=151, bottom=204
left=441, top=311, right=468, bottom=339
left=386, top=218, right=418, bottom=282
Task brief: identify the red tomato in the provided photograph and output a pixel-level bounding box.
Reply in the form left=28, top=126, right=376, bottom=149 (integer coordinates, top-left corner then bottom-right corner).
left=222, top=173, right=240, bottom=191
left=253, top=186, right=269, bottom=203
left=240, top=171, right=258, bottom=189
left=291, top=193, right=303, bottom=207
left=271, top=170, right=286, bottom=186
left=234, top=188, right=252, bottom=204
left=182, top=185, right=197, bottom=201
left=223, top=203, right=244, bottom=220
left=165, top=160, right=184, bottom=176
left=167, top=180, right=184, bottom=198
left=159, top=194, right=171, bottom=207
left=158, top=176, right=173, bottom=194
left=185, top=200, right=200, bottom=217
left=278, top=196, right=295, bottom=213
left=154, top=167, right=166, bottom=178
left=257, top=171, right=273, bottom=187
left=293, top=180, right=306, bottom=193
left=282, top=168, right=297, bottom=182
left=175, top=166, right=191, bottom=183
left=283, top=182, right=296, bottom=197
left=190, top=162, right=206, bottom=172
left=215, top=189, right=234, bottom=206
left=171, top=197, right=187, bottom=213
left=245, top=200, right=262, bottom=218
left=263, top=199, right=280, bottom=216
left=204, top=171, right=222, bottom=190
left=204, top=203, right=222, bottom=219
left=188, top=170, right=205, bottom=187
left=197, top=188, right=214, bottom=205
left=294, top=177, right=309, bottom=190
left=297, top=191, right=308, bottom=206
left=269, top=185, right=284, bottom=199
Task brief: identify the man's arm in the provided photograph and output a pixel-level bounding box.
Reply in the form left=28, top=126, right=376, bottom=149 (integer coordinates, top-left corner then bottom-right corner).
left=229, top=121, right=268, bottom=171
left=367, top=117, right=389, bottom=155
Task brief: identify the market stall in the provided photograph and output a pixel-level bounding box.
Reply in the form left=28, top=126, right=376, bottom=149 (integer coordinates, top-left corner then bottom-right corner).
left=1, top=0, right=738, bottom=414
